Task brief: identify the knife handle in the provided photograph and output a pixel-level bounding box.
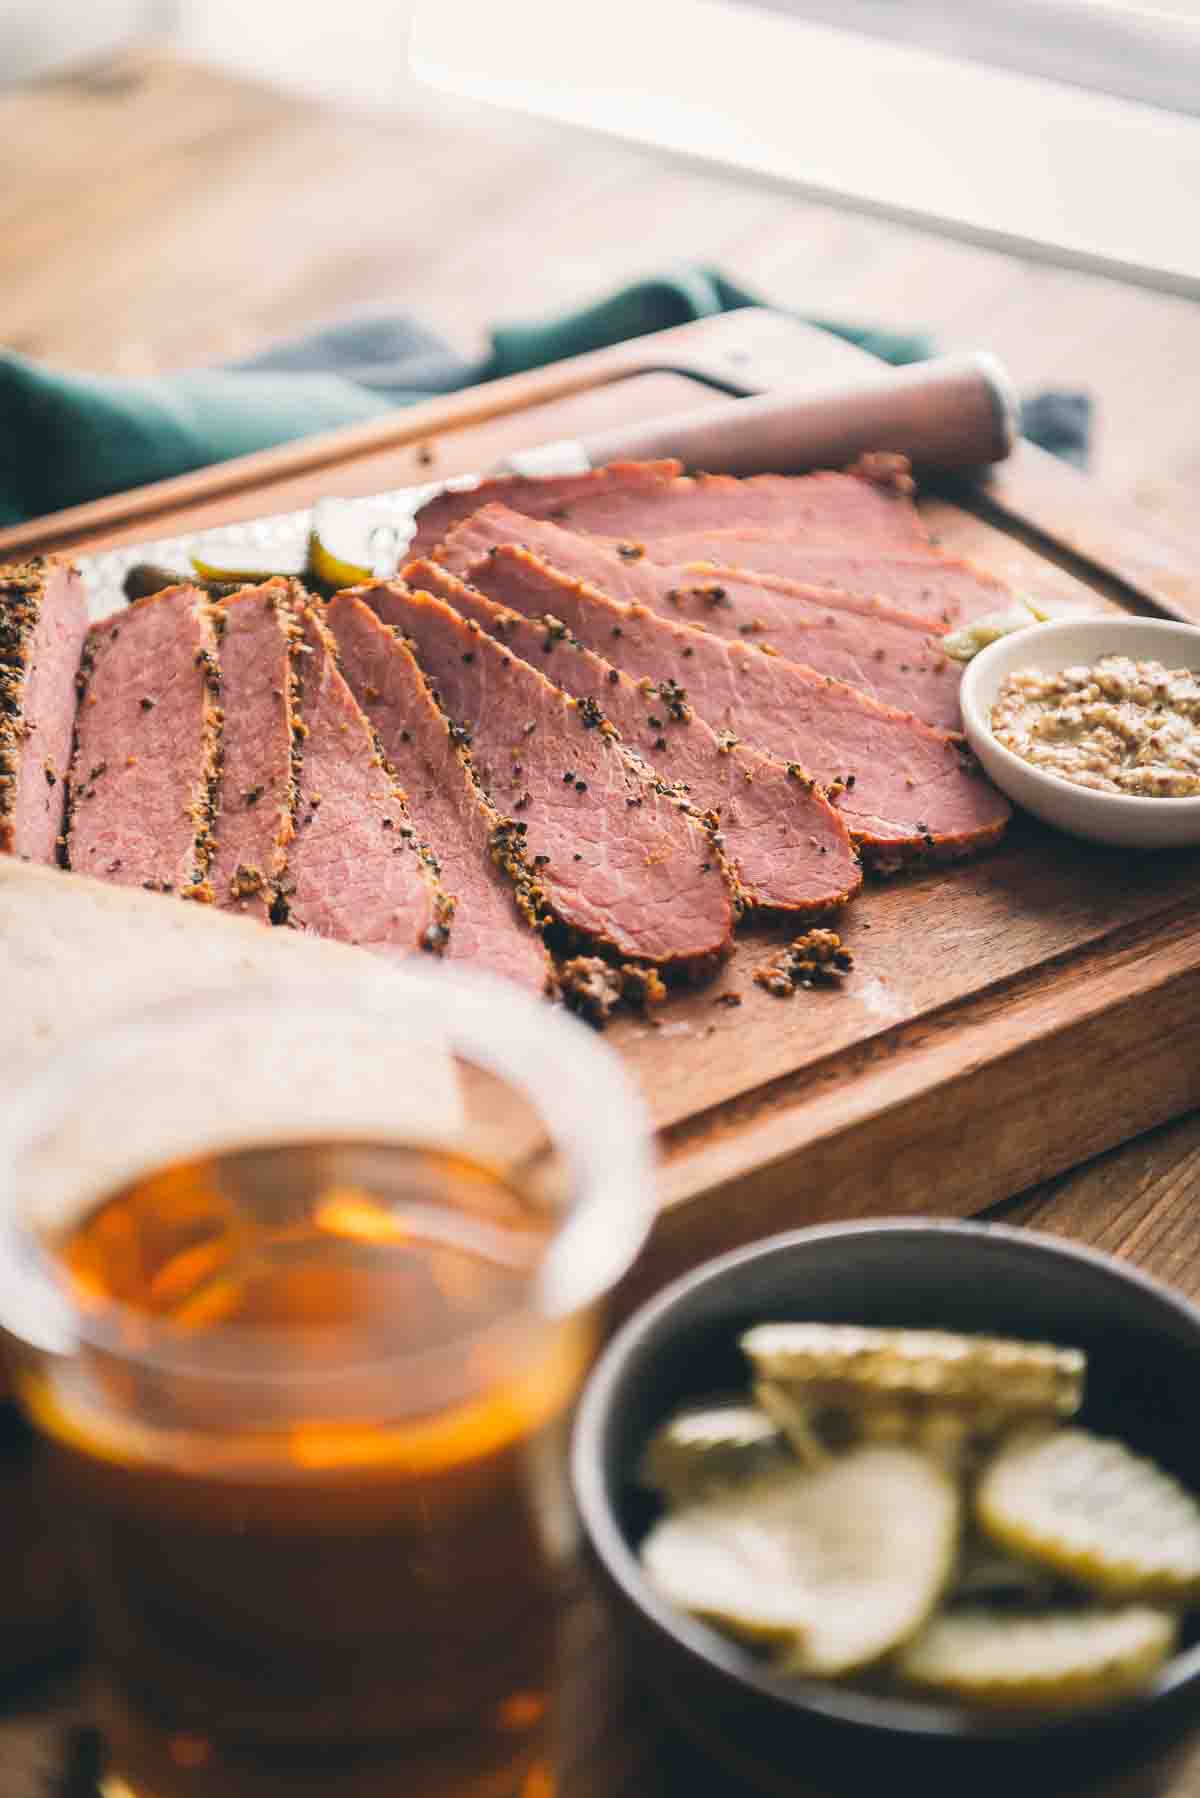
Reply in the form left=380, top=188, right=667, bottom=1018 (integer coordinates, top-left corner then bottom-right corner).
left=575, top=351, right=1017, bottom=476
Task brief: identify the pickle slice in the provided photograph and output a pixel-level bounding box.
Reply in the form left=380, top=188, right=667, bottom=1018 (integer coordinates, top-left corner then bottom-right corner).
left=640, top=1445, right=959, bottom=1672
left=639, top=1402, right=786, bottom=1507
left=942, top=603, right=1044, bottom=663
left=309, top=498, right=414, bottom=589
left=977, top=1427, right=1200, bottom=1600
left=190, top=533, right=309, bottom=584
left=895, top=1605, right=1177, bottom=1711
left=753, top=1379, right=836, bottom=1469
left=741, top=1324, right=1085, bottom=1419
left=758, top=1376, right=978, bottom=1471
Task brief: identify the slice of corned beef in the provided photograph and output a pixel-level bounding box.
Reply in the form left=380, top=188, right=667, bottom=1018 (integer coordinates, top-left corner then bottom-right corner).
left=352, top=582, right=735, bottom=973
left=285, top=604, right=449, bottom=958
left=67, top=584, right=221, bottom=895
left=426, top=546, right=1009, bottom=866
left=408, top=560, right=860, bottom=917
left=628, top=533, right=1013, bottom=628
left=435, top=504, right=962, bottom=733
left=324, top=594, right=552, bottom=992
left=208, top=579, right=302, bottom=921
left=409, top=459, right=682, bottom=563
left=430, top=454, right=929, bottom=556
left=0, top=558, right=88, bottom=863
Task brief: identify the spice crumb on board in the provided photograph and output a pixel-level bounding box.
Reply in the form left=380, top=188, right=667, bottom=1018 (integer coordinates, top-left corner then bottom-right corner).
left=559, top=956, right=668, bottom=1028
left=753, top=929, right=854, bottom=997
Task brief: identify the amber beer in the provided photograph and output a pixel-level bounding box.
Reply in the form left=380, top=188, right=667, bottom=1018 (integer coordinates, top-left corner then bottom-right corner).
left=21, top=1141, right=595, bottom=1798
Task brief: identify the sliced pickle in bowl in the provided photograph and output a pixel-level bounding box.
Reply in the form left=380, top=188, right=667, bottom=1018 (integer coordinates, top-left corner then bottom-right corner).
left=752, top=1380, right=834, bottom=1470
left=894, top=1604, right=1178, bottom=1711
left=631, top=1315, right=1198, bottom=1717
left=977, top=1427, right=1200, bottom=1601
left=640, top=1446, right=959, bottom=1674
left=639, top=1402, right=787, bottom=1507
left=741, top=1324, right=1085, bottom=1418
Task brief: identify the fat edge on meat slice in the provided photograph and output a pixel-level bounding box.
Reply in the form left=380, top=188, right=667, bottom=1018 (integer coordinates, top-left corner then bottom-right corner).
left=404, top=559, right=861, bottom=918
left=430, top=545, right=1011, bottom=867
left=283, top=602, right=451, bottom=959
left=338, top=580, right=736, bottom=976
left=0, top=556, right=88, bottom=863
left=324, top=593, right=554, bottom=994
left=435, top=503, right=963, bottom=733
left=66, top=583, right=222, bottom=898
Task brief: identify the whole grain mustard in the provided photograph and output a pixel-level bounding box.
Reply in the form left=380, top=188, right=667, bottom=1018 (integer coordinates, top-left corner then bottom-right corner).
left=991, top=655, right=1200, bottom=797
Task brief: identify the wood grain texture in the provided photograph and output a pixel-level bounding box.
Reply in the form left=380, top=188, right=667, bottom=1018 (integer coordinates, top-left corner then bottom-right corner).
left=7, top=352, right=1196, bottom=1309
left=623, top=896, right=1200, bottom=1316
left=961, top=441, right=1200, bottom=626
left=991, top=1107, right=1200, bottom=1302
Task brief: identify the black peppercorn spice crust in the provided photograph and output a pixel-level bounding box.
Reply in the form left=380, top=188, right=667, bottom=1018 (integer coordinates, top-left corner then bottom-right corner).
left=753, top=929, right=854, bottom=997
left=0, top=563, right=49, bottom=853
left=0, top=556, right=88, bottom=863
left=559, top=955, right=666, bottom=1028
left=64, top=583, right=223, bottom=900
left=290, top=598, right=454, bottom=954
left=358, top=578, right=737, bottom=978
left=206, top=578, right=307, bottom=920
left=398, top=559, right=862, bottom=924
left=186, top=603, right=224, bottom=903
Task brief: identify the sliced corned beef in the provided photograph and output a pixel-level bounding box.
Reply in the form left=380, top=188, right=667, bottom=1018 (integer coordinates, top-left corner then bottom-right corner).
left=407, top=559, right=860, bottom=917
left=324, top=594, right=553, bottom=992
left=436, top=504, right=962, bottom=733
left=285, top=604, right=449, bottom=958
left=0, top=557, right=88, bottom=864
left=209, top=579, right=301, bottom=921
left=424, top=546, right=1009, bottom=865
left=628, top=534, right=1013, bottom=628
left=67, top=584, right=221, bottom=896
left=427, top=454, right=929, bottom=558
left=352, top=582, right=735, bottom=974
left=408, top=459, right=682, bottom=563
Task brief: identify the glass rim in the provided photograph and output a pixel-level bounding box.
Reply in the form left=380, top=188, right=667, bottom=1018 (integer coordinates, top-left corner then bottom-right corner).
left=0, top=963, right=657, bottom=1371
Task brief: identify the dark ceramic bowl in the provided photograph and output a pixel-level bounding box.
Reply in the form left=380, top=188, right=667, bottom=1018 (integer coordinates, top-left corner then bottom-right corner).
left=573, top=1220, right=1200, bottom=1797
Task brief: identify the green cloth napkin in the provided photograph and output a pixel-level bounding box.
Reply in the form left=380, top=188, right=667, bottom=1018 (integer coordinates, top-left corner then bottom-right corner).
left=0, top=266, right=1076, bottom=529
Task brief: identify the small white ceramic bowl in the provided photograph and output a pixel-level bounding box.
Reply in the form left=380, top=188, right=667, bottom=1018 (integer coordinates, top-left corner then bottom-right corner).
left=959, top=615, right=1200, bottom=849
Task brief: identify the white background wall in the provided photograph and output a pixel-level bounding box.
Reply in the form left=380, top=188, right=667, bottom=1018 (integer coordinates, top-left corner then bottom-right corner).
left=1, top=0, right=160, bottom=85
left=171, top=0, right=424, bottom=109
left=1, top=0, right=425, bottom=105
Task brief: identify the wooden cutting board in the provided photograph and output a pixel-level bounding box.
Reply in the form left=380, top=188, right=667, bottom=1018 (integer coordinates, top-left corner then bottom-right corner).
left=3, top=307, right=1199, bottom=1306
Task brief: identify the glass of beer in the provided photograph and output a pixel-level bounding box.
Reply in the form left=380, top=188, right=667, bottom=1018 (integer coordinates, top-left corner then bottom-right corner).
left=0, top=966, right=654, bottom=1798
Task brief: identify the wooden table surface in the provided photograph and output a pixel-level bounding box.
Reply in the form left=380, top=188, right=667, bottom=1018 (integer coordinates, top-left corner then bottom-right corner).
left=4, top=42, right=1200, bottom=1797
